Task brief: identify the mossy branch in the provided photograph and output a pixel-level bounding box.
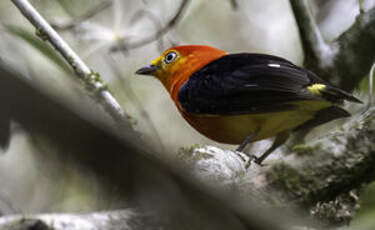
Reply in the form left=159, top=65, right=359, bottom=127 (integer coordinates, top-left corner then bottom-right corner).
left=179, top=108, right=375, bottom=227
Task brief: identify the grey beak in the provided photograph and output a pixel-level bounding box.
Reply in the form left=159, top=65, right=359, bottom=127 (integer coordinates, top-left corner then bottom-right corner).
left=135, top=65, right=159, bottom=75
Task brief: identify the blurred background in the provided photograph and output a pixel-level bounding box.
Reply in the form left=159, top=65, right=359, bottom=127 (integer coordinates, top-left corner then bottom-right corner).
left=0, top=0, right=374, bottom=228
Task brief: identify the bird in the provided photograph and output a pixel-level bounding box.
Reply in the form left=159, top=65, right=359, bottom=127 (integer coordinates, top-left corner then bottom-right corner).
left=135, top=45, right=361, bottom=165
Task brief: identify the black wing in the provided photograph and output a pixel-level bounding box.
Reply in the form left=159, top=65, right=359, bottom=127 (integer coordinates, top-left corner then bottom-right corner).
left=178, top=53, right=328, bottom=115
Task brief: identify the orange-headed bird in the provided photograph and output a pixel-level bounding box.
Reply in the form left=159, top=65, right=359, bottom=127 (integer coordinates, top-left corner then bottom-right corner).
left=136, top=45, right=361, bottom=164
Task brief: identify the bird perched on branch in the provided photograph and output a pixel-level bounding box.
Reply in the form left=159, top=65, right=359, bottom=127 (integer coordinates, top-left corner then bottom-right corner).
left=136, top=45, right=361, bottom=165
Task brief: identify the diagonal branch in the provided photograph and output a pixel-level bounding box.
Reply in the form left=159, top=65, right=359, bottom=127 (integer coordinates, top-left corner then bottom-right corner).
left=11, top=0, right=129, bottom=130
left=290, top=0, right=375, bottom=91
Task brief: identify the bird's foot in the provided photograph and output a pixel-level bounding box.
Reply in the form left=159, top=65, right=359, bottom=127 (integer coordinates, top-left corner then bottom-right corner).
left=235, top=151, right=253, bottom=169
left=235, top=151, right=266, bottom=168
left=245, top=155, right=267, bottom=168
left=253, top=157, right=266, bottom=167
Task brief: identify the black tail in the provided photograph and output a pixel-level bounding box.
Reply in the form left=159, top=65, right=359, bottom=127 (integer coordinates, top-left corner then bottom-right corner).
left=295, top=106, right=350, bottom=131
left=321, top=86, right=362, bottom=104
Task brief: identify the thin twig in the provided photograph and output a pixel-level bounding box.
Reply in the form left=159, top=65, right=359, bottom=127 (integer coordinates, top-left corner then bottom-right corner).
left=51, top=1, right=113, bottom=31
left=110, top=0, right=190, bottom=52
left=11, top=0, right=128, bottom=128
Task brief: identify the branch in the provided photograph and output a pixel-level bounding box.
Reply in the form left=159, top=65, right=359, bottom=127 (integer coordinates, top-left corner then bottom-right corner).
left=180, top=108, right=375, bottom=227
left=290, top=0, right=375, bottom=91
left=0, top=210, right=162, bottom=230
left=110, top=0, right=190, bottom=52
left=11, top=0, right=129, bottom=130
left=0, top=208, right=295, bottom=230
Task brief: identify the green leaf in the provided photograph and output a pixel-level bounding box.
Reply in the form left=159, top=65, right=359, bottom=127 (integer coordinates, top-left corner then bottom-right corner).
left=5, top=25, right=72, bottom=75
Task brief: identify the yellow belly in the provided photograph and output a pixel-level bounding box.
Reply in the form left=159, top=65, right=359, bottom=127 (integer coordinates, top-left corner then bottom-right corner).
left=180, top=100, right=331, bottom=144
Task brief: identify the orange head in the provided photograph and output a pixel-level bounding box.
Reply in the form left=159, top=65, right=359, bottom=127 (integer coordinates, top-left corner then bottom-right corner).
left=136, top=45, right=227, bottom=100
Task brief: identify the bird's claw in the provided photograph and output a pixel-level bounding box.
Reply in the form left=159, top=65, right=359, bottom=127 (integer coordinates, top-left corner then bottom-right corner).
left=253, top=157, right=266, bottom=167
left=243, top=154, right=267, bottom=168
left=235, top=150, right=267, bottom=168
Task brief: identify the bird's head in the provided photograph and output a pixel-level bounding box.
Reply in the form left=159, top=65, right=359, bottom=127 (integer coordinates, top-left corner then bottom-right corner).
left=136, top=45, right=227, bottom=93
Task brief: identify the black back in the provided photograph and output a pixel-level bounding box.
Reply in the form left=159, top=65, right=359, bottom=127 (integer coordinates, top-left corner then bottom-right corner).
left=178, top=53, right=328, bottom=115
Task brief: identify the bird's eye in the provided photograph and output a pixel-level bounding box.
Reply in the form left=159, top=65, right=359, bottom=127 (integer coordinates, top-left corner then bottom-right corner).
left=164, top=51, right=178, bottom=64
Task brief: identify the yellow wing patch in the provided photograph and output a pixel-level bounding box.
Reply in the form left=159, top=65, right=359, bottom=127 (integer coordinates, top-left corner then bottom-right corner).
left=307, top=83, right=326, bottom=95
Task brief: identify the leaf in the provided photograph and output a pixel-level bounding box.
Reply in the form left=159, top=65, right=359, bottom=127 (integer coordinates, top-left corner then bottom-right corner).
left=5, top=25, right=72, bottom=75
